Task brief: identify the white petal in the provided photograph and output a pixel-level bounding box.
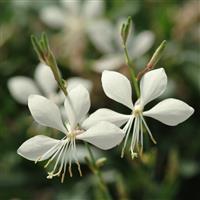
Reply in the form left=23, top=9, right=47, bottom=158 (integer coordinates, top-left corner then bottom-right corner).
left=93, top=54, right=124, bottom=72
left=61, top=0, right=80, bottom=15
left=86, top=20, right=115, bottom=54
left=82, top=108, right=130, bottom=129
left=102, top=70, right=134, bottom=109
left=40, top=6, right=65, bottom=28
left=77, top=122, right=125, bottom=150
left=17, top=135, right=60, bottom=161
left=34, top=63, right=57, bottom=96
left=140, top=68, right=167, bottom=106
left=28, top=95, right=67, bottom=133
left=8, top=76, right=40, bottom=104
left=64, top=85, right=90, bottom=128
left=67, top=77, right=93, bottom=92
left=143, top=98, right=194, bottom=126
left=129, top=31, right=155, bottom=59
left=82, top=0, right=105, bottom=19
left=48, top=90, right=65, bottom=105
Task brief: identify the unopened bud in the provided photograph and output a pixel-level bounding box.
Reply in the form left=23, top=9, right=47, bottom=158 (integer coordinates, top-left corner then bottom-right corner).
left=96, top=157, right=107, bottom=168
left=31, top=35, right=44, bottom=62
left=121, top=16, right=132, bottom=45
left=147, top=40, right=167, bottom=69
left=31, top=33, right=67, bottom=96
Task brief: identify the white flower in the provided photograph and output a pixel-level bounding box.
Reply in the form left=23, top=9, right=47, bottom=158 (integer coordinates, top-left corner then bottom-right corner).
left=82, top=68, right=194, bottom=158
left=8, top=63, right=92, bottom=105
left=40, top=0, right=106, bottom=57
left=17, top=85, right=124, bottom=182
left=90, top=19, right=155, bottom=72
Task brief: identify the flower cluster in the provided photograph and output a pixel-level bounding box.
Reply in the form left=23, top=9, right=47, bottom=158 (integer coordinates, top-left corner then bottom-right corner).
left=9, top=15, right=194, bottom=182
left=16, top=66, right=194, bottom=181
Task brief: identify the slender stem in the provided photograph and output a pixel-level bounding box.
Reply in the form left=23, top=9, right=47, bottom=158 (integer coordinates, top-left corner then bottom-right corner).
left=123, top=45, right=140, bottom=98
left=85, top=143, right=112, bottom=200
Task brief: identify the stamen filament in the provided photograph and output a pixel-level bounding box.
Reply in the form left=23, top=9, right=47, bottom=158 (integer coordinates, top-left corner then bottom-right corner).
left=45, top=141, right=64, bottom=168
left=121, top=117, right=134, bottom=158
left=130, top=117, right=139, bottom=159
left=72, top=138, right=82, bottom=176
left=140, top=115, right=157, bottom=144
left=139, top=119, right=143, bottom=155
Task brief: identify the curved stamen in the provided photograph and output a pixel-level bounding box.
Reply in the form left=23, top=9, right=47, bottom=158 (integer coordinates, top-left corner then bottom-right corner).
left=47, top=140, right=68, bottom=179
left=61, top=142, right=71, bottom=183
left=68, top=140, right=73, bottom=177
left=140, top=114, right=157, bottom=144
left=36, top=129, right=84, bottom=182
left=35, top=136, right=67, bottom=163
left=44, top=140, right=66, bottom=169
left=139, top=118, right=143, bottom=155
left=121, top=117, right=134, bottom=158
left=72, top=138, right=82, bottom=176
left=130, top=117, right=139, bottom=159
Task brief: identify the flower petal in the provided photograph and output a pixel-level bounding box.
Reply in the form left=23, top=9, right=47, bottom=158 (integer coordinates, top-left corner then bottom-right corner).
left=8, top=76, right=40, bottom=104
left=82, top=0, right=105, bottom=19
left=61, top=0, right=80, bottom=15
left=93, top=54, right=124, bottom=72
left=86, top=20, right=114, bottom=54
left=82, top=108, right=130, bottom=129
left=40, top=6, right=65, bottom=28
left=64, top=85, right=90, bottom=128
left=129, top=31, right=155, bottom=59
left=143, top=98, right=194, bottom=126
left=28, top=95, right=66, bottom=133
left=140, top=68, right=167, bottom=106
left=34, top=63, right=57, bottom=96
left=77, top=122, right=125, bottom=150
left=102, top=70, right=134, bottom=109
left=17, top=135, right=60, bottom=161
left=67, top=77, right=93, bottom=92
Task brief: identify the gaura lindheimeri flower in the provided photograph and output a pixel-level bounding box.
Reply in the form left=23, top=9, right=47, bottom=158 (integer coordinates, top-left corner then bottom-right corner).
left=17, top=85, right=124, bottom=182
left=82, top=68, right=194, bottom=158
left=90, top=19, right=155, bottom=72
left=8, top=63, right=92, bottom=105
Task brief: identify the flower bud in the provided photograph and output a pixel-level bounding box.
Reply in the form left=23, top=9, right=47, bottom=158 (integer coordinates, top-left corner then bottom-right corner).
left=147, top=40, right=167, bottom=68
left=121, top=16, right=132, bottom=45
left=96, top=157, right=107, bottom=168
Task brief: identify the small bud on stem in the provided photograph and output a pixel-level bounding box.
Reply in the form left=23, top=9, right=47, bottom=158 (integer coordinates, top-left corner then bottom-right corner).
left=96, top=157, right=107, bottom=168
left=31, top=33, right=67, bottom=96
left=121, top=16, right=132, bottom=46
left=137, top=40, right=167, bottom=80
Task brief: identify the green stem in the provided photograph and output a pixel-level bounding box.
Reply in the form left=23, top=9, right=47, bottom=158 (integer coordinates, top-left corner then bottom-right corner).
left=123, top=45, right=140, bottom=98
left=85, top=143, right=112, bottom=200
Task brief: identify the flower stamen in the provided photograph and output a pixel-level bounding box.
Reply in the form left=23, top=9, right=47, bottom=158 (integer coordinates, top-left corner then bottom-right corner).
left=34, top=130, right=83, bottom=182
left=130, top=117, right=139, bottom=159
left=140, top=114, right=157, bottom=144
left=121, top=117, right=134, bottom=158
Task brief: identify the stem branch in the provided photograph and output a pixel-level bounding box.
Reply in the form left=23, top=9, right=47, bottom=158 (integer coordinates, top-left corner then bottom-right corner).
left=85, top=143, right=112, bottom=200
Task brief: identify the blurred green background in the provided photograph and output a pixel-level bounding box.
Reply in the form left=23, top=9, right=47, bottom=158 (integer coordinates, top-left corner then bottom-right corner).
left=0, top=0, right=199, bottom=199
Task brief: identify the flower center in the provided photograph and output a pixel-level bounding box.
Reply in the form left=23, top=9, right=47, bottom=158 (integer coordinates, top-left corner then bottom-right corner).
left=133, top=105, right=143, bottom=117
left=67, top=129, right=84, bottom=140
